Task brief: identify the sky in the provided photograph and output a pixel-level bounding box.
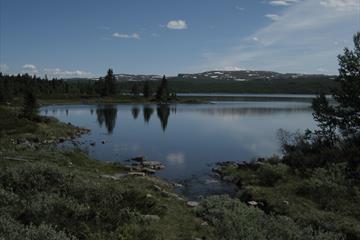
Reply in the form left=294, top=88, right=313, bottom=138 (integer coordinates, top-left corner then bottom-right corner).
left=0, top=0, right=359, bottom=78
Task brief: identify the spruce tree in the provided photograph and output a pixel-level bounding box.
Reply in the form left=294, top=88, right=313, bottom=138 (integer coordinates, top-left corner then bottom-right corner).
left=156, top=75, right=169, bottom=102
left=131, top=83, right=140, bottom=97
left=22, top=89, right=38, bottom=120
left=312, top=32, right=360, bottom=140
left=104, top=69, right=116, bottom=96
left=143, top=81, right=151, bottom=98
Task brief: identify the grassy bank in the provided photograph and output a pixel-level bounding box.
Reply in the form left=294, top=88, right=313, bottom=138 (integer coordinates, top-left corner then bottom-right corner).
left=0, top=106, right=210, bottom=240
left=215, top=153, right=360, bottom=239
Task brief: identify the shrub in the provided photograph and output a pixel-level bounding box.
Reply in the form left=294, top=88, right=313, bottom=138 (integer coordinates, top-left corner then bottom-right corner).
left=256, top=163, right=289, bottom=186
left=196, top=195, right=344, bottom=240
left=0, top=215, right=76, bottom=240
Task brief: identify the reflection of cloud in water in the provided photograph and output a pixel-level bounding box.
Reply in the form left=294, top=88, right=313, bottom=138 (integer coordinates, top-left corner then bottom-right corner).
left=166, top=152, right=185, bottom=164
left=188, top=107, right=310, bottom=117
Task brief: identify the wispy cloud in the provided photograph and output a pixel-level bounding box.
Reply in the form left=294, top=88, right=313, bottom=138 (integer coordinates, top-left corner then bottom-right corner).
left=265, top=14, right=281, bottom=21
left=22, top=64, right=38, bottom=75
left=202, top=0, right=358, bottom=74
left=0, top=64, right=9, bottom=73
left=43, top=68, right=94, bottom=78
left=167, top=20, right=188, bottom=30
left=235, top=6, right=245, bottom=11
left=269, top=0, right=298, bottom=6
left=112, top=32, right=140, bottom=40
left=320, top=0, right=358, bottom=10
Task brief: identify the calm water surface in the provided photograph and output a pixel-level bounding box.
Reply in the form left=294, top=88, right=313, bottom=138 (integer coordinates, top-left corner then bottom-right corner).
left=40, top=98, right=316, bottom=198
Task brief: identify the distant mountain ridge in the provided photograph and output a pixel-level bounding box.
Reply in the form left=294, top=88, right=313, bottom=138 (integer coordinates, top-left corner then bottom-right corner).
left=63, top=70, right=337, bottom=94
left=111, top=70, right=336, bottom=82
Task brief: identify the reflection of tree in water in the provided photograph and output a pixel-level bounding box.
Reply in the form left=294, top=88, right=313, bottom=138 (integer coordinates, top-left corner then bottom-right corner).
left=132, top=107, right=140, bottom=119
left=157, top=105, right=170, bottom=131
left=90, top=109, right=94, bottom=115
left=96, top=106, right=118, bottom=134
left=143, top=106, right=154, bottom=123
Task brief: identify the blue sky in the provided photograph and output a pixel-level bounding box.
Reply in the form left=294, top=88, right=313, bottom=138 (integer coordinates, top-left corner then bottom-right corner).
left=0, top=0, right=359, bottom=78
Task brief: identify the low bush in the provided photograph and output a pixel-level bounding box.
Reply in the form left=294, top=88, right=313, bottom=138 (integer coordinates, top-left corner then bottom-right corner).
left=195, top=195, right=343, bottom=240
left=256, top=163, right=289, bottom=186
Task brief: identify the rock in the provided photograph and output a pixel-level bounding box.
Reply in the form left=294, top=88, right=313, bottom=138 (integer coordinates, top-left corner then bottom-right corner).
left=172, top=182, right=183, bottom=188
left=142, top=215, right=160, bottom=221
left=142, top=161, right=165, bottom=170
left=283, top=200, right=289, bottom=205
left=248, top=201, right=258, bottom=206
left=127, top=172, right=145, bottom=177
left=187, top=201, right=199, bottom=207
left=100, top=173, right=128, bottom=180
left=153, top=185, right=162, bottom=191
left=132, top=156, right=146, bottom=162
left=142, top=167, right=156, bottom=174
left=146, top=193, right=153, bottom=198
left=101, top=140, right=105, bottom=144
left=201, top=222, right=209, bottom=226
left=90, top=141, right=96, bottom=146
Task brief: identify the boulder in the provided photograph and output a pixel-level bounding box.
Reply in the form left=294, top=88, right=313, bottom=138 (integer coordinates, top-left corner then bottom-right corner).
left=132, top=156, right=146, bottom=162
left=247, top=201, right=258, bottom=206
left=187, top=201, right=199, bottom=207
left=127, top=172, right=145, bottom=177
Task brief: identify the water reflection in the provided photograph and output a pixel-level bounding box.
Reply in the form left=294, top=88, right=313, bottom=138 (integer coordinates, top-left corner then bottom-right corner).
left=131, top=107, right=140, bottom=119
left=143, top=106, right=154, bottom=123
left=93, top=103, right=310, bottom=134
left=191, top=106, right=310, bottom=117
left=157, top=105, right=170, bottom=131
left=96, top=105, right=118, bottom=134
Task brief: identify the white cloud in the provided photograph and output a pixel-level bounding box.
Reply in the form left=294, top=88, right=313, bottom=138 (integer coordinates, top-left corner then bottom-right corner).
left=43, top=68, right=94, bottom=78
left=317, top=67, right=328, bottom=73
left=269, top=0, right=298, bottom=6
left=223, top=66, right=244, bottom=71
left=202, top=0, right=358, bottom=74
left=22, top=64, right=38, bottom=74
left=265, top=14, right=281, bottom=21
left=167, top=20, right=188, bottom=30
left=166, top=152, right=185, bottom=164
left=236, top=6, right=245, bottom=10
left=320, top=0, right=358, bottom=11
left=0, top=64, right=9, bottom=73
left=112, top=32, right=140, bottom=39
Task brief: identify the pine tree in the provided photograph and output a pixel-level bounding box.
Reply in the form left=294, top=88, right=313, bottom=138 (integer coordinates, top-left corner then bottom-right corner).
left=156, top=75, right=169, bottom=102
left=22, top=89, right=38, bottom=120
left=312, top=32, right=360, bottom=140
left=143, top=81, right=151, bottom=98
left=104, top=69, right=116, bottom=96
left=131, top=83, right=140, bottom=97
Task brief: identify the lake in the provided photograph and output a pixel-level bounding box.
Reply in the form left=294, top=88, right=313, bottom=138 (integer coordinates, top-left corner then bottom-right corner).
left=40, top=96, right=316, bottom=198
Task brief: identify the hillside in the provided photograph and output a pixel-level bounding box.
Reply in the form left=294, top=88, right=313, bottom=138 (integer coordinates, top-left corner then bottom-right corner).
left=116, top=70, right=337, bottom=94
